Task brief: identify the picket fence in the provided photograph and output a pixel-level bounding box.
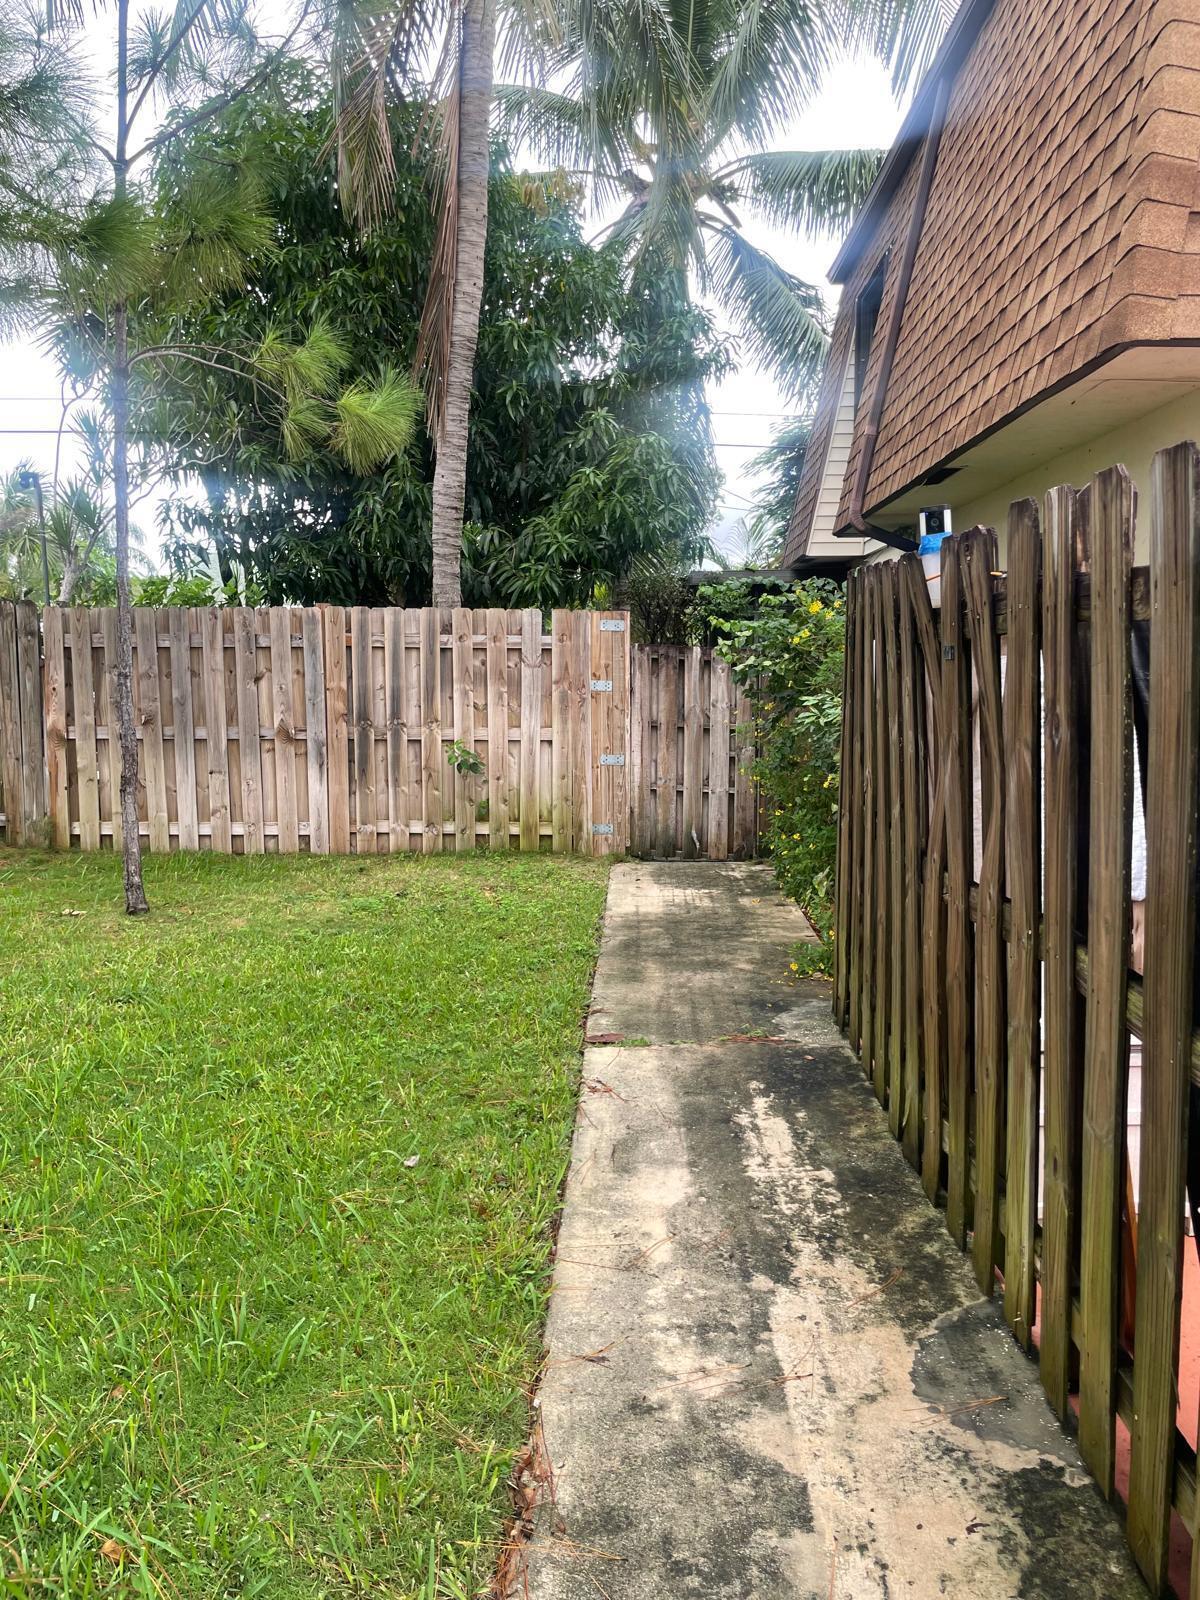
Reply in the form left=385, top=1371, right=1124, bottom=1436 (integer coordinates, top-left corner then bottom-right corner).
left=837, top=439, right=1200, bottom=1596
left=0, top=605, right=758, bottom=861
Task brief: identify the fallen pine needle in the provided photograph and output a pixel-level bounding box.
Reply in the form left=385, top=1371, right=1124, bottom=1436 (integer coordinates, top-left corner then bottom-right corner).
left=922, top=1394, right=1007, bottom=1423
left=850, top=1267, right=903, bottom=1306
left=621, top=1234, right=673, bottom=1270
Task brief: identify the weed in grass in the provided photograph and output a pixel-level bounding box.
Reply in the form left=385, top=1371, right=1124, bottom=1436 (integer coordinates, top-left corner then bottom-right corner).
left=0, top=848, right=609, bottom=1598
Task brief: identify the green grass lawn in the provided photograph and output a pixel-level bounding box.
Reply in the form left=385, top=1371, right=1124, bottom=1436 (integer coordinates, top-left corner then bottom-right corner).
left=0, top=847, right=609, bottom=1600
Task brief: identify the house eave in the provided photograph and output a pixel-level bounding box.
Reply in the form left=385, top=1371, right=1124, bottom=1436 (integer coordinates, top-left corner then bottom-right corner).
left=832, top=341, right=1200, bottom=532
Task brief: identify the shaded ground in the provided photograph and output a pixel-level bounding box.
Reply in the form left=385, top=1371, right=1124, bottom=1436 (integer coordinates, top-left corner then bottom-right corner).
left=518, top=860, right=1145, bottom=1599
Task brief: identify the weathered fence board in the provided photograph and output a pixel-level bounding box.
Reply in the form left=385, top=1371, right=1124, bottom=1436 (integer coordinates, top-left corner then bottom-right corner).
left=0, top=602, right=28, bottom=843
left=898, top=561, right=923, bottom=1169
left=15, top=606, right=749, bottom=861
left=963, top=527, right=1005, bottom=1298
left=941, top=537, right=972, bottom=1249
left=836, top=440, right=1200, bottom=1594
left=1078, top=465, right=1135, bottom=1499
left=864, top=576, right=883, bottom=1088
left=884, top=563, right=904, bottom=1138
left=1039, top=483, right=1086, bottom=1418
left=1003, top=499, right=1042, bottom=1350
left=1127, top=443, right=1200, bottom=1589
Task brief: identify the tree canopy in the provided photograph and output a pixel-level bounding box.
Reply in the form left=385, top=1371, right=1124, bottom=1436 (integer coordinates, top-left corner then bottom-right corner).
left=497, top=0, right=953, bottom=399
left=154, top=71, right=728, bottom=607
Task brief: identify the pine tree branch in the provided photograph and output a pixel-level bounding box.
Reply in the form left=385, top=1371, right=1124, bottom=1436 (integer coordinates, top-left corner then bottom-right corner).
left=125, top=0, right=220, bottom=135
left=125, top=0, right=313, bottom=168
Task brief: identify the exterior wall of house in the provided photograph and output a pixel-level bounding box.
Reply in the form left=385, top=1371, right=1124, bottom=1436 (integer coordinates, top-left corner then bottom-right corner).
left=838, top=0, right=1200, bottom=525
left=804, top=348, right=873, bottom=559
left=786, top=0, right=1200, bottom=564
left=956, top=386, right=1200, bottom=562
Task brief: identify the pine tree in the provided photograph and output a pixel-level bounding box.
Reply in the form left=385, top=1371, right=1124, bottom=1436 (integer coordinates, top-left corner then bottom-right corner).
left=1, top=0, right=418, bottom=911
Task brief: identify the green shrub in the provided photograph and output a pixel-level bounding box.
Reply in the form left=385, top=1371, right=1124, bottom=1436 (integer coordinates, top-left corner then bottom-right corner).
left=700, top=577, right=845, bottom=957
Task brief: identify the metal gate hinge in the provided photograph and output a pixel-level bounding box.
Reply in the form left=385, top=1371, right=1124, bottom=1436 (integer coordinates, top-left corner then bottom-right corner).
left=600, top=753, right=625, bottom=766
left=599, top=619, right=626, bottom=632
left=591, top=679, right=612, bottom=692
left=592, top=822, right=614, bottom=836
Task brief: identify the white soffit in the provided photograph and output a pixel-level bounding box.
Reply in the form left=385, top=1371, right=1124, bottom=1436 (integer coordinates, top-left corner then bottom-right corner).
left=868, top=345, right=1200, bottom=527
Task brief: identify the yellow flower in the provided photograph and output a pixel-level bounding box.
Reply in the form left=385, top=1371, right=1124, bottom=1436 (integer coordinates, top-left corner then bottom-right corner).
left=809, top=599, right=822, bottom=614
left=789, top=961, right=799, bottom=972
left=800, top=628, right=810, bottom=640
left=791, top=634, right=802, bottom=645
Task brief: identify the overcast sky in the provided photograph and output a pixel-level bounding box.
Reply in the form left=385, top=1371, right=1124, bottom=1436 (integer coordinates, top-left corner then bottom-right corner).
left=0, top=50, right=906, bottom=567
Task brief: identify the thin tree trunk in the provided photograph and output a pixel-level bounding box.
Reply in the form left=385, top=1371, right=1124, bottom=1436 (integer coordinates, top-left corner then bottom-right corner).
left=57, top=554, right=79, bottom=607
left=112, top=305, right=148, bottom=914
left=429, top=0, right=495, bottom=607
left=112, top=0, right=148, bottom=913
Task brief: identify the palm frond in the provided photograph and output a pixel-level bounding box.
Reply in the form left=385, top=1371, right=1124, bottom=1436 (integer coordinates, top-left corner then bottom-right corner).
left=700, top=221, right=828, bottom=402
left=703, top=0, right=836, bottom=149
left=412, top=0, right=463, bottom=441
left=491, top=82, right=633, bottom=209
left=327, top=0, right=446, bottom=230
left=850, top=0, right=958, bottom=96
left=717, top=147, right=884, bottom=238
left=560, top=0, right=703, bottom=194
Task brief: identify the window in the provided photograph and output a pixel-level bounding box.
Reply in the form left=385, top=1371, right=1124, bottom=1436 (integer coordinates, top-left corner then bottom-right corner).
left=854, top=255, right=888, bottom=412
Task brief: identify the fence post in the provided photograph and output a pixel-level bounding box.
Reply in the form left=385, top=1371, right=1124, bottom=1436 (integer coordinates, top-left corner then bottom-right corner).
left=1003, top=501, right=1042, bottom=1346
left=1077, top=464, right=1135, bottom=1500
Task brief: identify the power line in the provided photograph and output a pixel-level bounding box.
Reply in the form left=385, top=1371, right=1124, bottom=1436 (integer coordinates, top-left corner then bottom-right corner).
left=709, top=408, right=799, bottom=419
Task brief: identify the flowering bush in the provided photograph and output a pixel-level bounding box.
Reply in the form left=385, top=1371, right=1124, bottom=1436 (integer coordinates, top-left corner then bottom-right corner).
left=699, top=577, right=845, bottom=957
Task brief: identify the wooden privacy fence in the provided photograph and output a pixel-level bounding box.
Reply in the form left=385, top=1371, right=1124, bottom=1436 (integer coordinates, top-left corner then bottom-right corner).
left=0, top=605, right=758, bottom=861
left=836, top=438, right=1200, bottom=1596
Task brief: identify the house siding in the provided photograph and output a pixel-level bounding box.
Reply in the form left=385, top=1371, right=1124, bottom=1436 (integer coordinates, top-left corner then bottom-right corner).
left=784, top=0, right=1200, bottom=563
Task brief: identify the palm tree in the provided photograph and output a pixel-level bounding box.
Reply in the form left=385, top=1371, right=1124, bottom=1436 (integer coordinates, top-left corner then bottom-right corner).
left=331, top=0, right=506, bottom=605
left=496, top=0, right=956, bottom=400
left=329, top=0, right=955, bottom=604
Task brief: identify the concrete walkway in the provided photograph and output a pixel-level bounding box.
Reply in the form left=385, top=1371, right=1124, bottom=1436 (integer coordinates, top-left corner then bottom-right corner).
left=517, top=861, right=1145, bottom=1599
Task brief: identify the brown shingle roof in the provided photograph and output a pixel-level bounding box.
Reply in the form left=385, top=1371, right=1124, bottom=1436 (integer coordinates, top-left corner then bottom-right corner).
left=784, top=0, right=1200, bottom=563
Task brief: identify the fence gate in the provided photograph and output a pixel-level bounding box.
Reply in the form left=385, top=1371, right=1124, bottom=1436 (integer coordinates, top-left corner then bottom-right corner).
left=835, top=439, right=1200, bottom=1598
left=1, top=604, right=755, bottom=861
left=629, top=643, right=759, bottom=860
